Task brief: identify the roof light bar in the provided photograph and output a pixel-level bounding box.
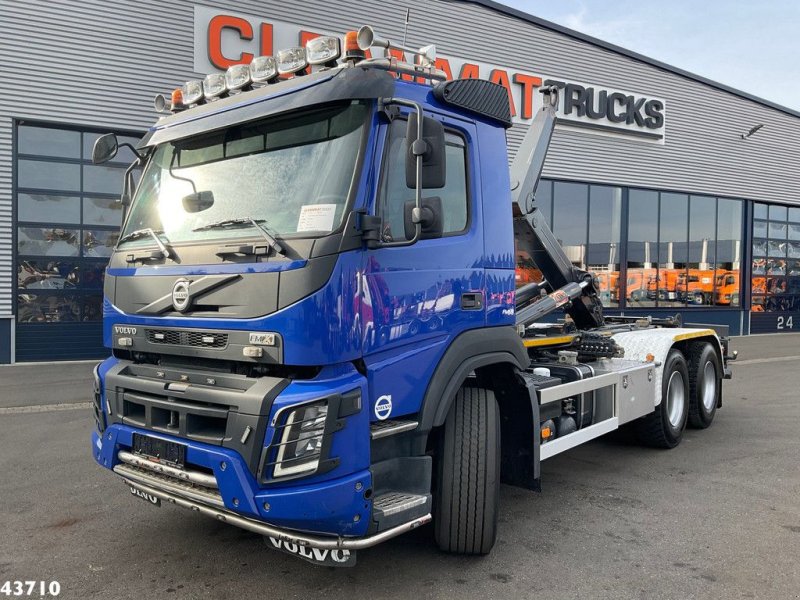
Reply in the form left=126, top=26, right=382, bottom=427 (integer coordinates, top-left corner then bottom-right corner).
left=249, top=55, right=279, bottom=83
left=276, top=47, right=308, bottom=75
left=203, top=73, right=226, bottom=99
left=225, top=63, right=251, bottom=91
left=306, top=35, right=342, bottom=65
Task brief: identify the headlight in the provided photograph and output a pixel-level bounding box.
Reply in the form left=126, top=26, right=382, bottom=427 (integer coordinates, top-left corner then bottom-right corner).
left=203, top=73, right=226, bottom=99
left=92, top=363, right=104, bottom=432
left=225, top=63, right=251, bottom=91
left=249, top=55, right=278, bottom=83
left=276, top=46, right=308, bottom=75
left=273, top=400, right=328, bottom=478
left=306, top=36, right=342, bottom=65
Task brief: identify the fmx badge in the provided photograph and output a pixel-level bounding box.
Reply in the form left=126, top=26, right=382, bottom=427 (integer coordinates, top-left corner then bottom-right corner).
left=374, top=395, right=392, bottom=421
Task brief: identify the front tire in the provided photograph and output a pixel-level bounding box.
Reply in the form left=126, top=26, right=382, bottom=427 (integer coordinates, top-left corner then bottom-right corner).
left=636, top=349, right=689, bottom=448
left=687, top=342, right=720, bottom=429
left=434, top=386, right=500, bottom=555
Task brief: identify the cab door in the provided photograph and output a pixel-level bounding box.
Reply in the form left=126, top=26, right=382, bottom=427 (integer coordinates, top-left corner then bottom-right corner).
left=360, top=114, right=485, bottom=421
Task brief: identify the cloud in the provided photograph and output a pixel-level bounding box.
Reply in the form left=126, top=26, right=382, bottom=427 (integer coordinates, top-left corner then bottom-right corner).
left=556, top=2, right=644, bottom=48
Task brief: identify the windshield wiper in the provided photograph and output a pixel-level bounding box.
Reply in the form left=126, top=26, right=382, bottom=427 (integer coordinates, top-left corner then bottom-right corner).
left=193, top=217, right=284, bottom=256
left=117, top=228, right=172, bottom=259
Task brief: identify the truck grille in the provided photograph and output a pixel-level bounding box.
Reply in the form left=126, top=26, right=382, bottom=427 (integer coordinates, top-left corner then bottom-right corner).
left=146, top=329, right=228, bottom=349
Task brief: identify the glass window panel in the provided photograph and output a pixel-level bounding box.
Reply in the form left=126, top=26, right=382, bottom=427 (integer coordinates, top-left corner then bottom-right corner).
left=82, top=164, right=127, bottom=195
left=78, top=262, right=106, bottom=289
left=769, top=205, right=788, bottom=221
left=534, top=179, right=552, bottom=226
left=751, top=295, right=765, bottom=312
left=717, top=198, right=742, bottom=307
left=768, top=241, right=786, bottom=258
left=17, top=193, right=81, bottom=224
left=789, top=261, right=800, bottom=277
left=627, top=189, right=658, bottom=307
left=789, top=208, right=800, bottom=223
left=657, top=193, right=688, bottom=307
left=789, top=242, right=800, bottom=259
left=753, top=220, right=767, bottom=238
left=18, top=126, right=80, bottom=158
left=588, top=185, right=622, bottom=307
left=552, top=182, right=588, bottom=269
left=789, top=224, right=800, bottom=241
left=438, top=135, right=468, bottom=234
left=18, top=159, right=80, bottom=191
left=752, top=258, right=766, bottom=275
left=769, top=222, right=787, bottom=239
left=17, top=293, right=80, bottom=323
left=753, top=240, right=767, bottom=257
left=767, top=258, right=786, bottom=275
left=83, top=229, right=119, bottom=257
left=83, top=133, right=142, bottom=163
left=753, top=203, right=767, bottom=219
left=17, top=259, right=81, bottom=290
left=686, top=195, right=716, bottom=306
left=17, top=227, right=80, bottom=256
left=83, top=196, right=124, bottom=226
left=81, top=295, right=104, bottom=321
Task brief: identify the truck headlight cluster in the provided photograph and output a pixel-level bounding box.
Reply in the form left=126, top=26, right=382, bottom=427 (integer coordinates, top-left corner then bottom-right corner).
left=92, top=363, right=104, bottom=433
left=272, top=400, right=329, bottom=478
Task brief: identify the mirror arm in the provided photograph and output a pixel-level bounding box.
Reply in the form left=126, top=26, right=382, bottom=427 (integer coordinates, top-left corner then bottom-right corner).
left=118, top=142, right=144, bottom=162
left=372, top=97, right=424, bottom=248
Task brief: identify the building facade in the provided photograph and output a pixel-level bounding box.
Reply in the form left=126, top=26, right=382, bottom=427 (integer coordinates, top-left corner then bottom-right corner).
left=1, top=0, right=798, bottom=362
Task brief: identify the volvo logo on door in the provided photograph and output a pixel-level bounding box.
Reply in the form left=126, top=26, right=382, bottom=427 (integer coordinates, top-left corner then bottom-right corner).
left=172, top=279, right=192, bottom=312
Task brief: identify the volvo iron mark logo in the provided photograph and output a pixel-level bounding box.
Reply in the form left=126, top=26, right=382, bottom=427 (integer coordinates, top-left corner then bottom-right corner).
left=172, top=279, right=192, bottom=312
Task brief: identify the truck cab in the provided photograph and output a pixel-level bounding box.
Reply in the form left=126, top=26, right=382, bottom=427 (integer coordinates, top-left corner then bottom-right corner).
left=91, top=29, right=733, bottom=566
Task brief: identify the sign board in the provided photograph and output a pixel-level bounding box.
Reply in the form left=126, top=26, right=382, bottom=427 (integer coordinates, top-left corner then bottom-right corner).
left=193, top=6, right=666, bottom=142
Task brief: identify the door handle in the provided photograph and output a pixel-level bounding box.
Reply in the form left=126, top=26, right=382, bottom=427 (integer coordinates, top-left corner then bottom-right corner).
left=460, top=292, right=483, bottom=310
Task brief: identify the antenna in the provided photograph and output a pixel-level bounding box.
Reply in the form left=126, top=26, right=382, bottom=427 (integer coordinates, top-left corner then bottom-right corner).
left=401, top=8, right=411, bottom=48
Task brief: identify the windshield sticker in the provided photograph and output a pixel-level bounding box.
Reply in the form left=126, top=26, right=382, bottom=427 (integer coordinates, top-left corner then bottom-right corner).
left=297, top=204, right=337, bottom=232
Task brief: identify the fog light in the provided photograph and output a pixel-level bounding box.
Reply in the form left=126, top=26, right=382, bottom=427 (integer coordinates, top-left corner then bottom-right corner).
left=306, top=36, right=341, bottom=65
left=118, top=337, right=133, bottom=347
left=250, top=55, right=278, bottom=83
left=225, top=63, right=251, bottom=91
left=203, top=73, right=226, bottom=99
left=277, top=47, right=308, bottom=75
left=180, top=80, right=203, bottom=105
left=243, top=346, right=263, bottom=358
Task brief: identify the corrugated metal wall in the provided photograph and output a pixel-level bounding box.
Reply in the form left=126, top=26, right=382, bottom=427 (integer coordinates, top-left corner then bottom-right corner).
left=1, top=0, right=799, bottom=324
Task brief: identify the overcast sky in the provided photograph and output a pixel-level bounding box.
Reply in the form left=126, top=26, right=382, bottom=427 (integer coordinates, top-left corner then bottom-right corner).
left=497, top=0, right=800, bottom=110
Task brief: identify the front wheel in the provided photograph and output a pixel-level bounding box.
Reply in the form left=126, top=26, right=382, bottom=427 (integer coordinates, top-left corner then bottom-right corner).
left=434, top=386, right=500, bottom=555
left=636, top=349, right=689, bottom=448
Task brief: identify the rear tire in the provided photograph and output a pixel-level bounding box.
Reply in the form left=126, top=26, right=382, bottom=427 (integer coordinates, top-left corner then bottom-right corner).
left=434, top=386, right=500, bottom=555
left=687, top=342, right=720, bottom=429
left=636, top=349, right=689, bottom=448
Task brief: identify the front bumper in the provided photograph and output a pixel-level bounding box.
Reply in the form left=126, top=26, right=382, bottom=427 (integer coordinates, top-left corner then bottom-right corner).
left=93, top=423, right=375, bottom=537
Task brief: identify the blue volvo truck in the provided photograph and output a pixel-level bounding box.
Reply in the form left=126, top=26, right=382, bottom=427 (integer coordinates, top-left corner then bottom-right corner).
left=90, top=28, right=734, bottom=566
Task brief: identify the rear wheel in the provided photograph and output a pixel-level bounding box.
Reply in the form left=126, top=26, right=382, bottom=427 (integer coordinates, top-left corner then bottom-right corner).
left=636, top=349, right=689, bottom=448
left=434, top=386, right=500, bottom=555
left=687, top=342, right=720, bottom=429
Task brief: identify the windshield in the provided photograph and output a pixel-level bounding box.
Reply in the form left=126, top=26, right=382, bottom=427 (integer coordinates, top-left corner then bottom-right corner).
left=119, top=101, right=368, bottom=247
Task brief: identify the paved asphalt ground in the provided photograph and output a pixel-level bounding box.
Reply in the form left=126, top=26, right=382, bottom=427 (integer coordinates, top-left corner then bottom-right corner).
left=1, top=335, right=799, bottom=600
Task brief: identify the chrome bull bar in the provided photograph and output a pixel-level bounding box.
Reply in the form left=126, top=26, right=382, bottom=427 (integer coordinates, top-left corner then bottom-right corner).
left=115, top=465, right=432, bottom=551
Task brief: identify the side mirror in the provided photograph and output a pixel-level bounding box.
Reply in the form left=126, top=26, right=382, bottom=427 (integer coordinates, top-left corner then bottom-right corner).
left=182, top=191, right=215, bottom=213
left=92, top=133, right=118, bottom=164
left=404, top=196, right=443, bottom=240
left=405, top=114, right=446, bottom=189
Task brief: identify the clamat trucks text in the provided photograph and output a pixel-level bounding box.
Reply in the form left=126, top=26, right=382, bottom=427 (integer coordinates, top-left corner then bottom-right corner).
left=90, top=27, right=735, bottom=566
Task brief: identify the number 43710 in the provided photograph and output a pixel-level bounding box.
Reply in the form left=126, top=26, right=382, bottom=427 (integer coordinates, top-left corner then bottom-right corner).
left=0, top=581, right=60, bottom=596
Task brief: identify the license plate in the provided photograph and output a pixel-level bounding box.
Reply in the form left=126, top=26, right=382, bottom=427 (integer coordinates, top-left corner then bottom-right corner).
left=132, top=433, right=186, bottom=468
left=265, top=537, right=357, bottom=567
left=129, top=485, right=161, bottom=506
